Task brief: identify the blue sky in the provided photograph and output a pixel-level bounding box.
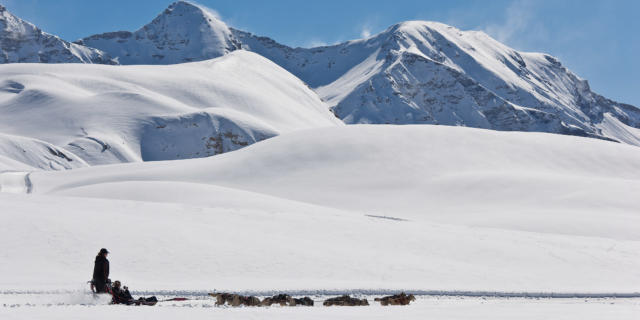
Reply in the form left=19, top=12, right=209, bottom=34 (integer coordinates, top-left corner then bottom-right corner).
left=3, top=0, right=638, bottom=106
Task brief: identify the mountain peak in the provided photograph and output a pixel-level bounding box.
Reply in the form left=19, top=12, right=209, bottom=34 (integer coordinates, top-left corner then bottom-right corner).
left=393, top=20, right=451, bottom=30
left=80, top=1, right=240, bottom=64
left=151, top=0, right=228, bottom=34
left=168, top=1, right=211, bottom=13
left=162, top=1, right=220, bottom=21
left=376, top=20, right=458, bottom=39
left=170, top=0, right=199, bottom=8
left=1, top=4, right=36, bottom=30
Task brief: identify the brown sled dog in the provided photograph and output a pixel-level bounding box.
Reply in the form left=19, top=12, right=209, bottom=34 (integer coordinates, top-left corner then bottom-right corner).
left=259, top=294, right=313, bottom=307
left=323, top=295, right=369, bottom=306
left=374, top=292, right=416, bottom=306
left=208, top=293, right=261, bottom=307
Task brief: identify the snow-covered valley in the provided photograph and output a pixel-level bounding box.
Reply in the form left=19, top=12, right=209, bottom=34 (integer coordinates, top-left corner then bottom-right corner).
left=1, top=125, right=640, bottom=318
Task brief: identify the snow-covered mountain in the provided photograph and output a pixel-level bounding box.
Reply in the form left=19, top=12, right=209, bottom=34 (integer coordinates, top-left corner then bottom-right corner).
left=236, top=21, right=640, bottom=145
left=77, top=1, right=640, bottom=145
left=76, top=1, right=241, bottom=64
left=2, top=0, right=640, bottom=169
left=0, top=5, right=115, bottom=64
left=0, top=50, right=341, bottom=169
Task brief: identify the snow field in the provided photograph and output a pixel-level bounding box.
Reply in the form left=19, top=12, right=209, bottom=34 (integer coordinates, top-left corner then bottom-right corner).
left=1, top=125, right=639, bottom=293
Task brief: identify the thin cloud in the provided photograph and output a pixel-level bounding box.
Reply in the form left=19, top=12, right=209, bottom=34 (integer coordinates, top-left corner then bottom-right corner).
left=360, top=26, right=372, bottom=38
left=357, top=16, right=381, bottom=40
left=306, top=39, right=328, bottom=48
left=481, top=0, right=547, bottom=50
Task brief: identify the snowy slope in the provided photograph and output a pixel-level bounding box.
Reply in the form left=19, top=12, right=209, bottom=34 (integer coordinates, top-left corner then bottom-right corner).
left=28, top=125, right=640, bottom=240
left=1, top=126, right=639, bottom=292
left=76, top=1, right=241, bottom=64
left=0, top=50, right=341, bottom=167
left=0, top=5, right=115, bottom=64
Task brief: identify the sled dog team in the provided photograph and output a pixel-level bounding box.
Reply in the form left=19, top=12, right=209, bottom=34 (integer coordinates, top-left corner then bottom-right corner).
left=92, top=248, right=416, bottom=306
left=208, top=292, right=415, bottom=307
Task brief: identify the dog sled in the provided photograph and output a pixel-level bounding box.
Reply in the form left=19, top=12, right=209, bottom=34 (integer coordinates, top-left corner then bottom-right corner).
left=88, top=279, right=186, bottom=306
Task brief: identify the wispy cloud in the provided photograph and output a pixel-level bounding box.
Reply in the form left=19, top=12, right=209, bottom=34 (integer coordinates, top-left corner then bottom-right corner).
left=305, top=39, right=328, bottom=48
left=481, top=0, right=548, bottom=50
left=357, top=16, right=382, bottom=40
left=360, top=26, right=372, bottom=38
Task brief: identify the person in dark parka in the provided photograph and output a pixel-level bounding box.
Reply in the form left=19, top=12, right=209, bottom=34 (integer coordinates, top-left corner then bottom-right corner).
left=112, top=280, right=158, bottom=306
left=92, top=248, right=110, bottom=293
left=111, top=280, right=134, bottom=304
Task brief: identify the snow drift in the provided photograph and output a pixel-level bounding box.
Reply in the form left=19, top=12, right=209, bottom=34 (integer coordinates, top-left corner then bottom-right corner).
left=0, top=50, right=341, bottom=167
